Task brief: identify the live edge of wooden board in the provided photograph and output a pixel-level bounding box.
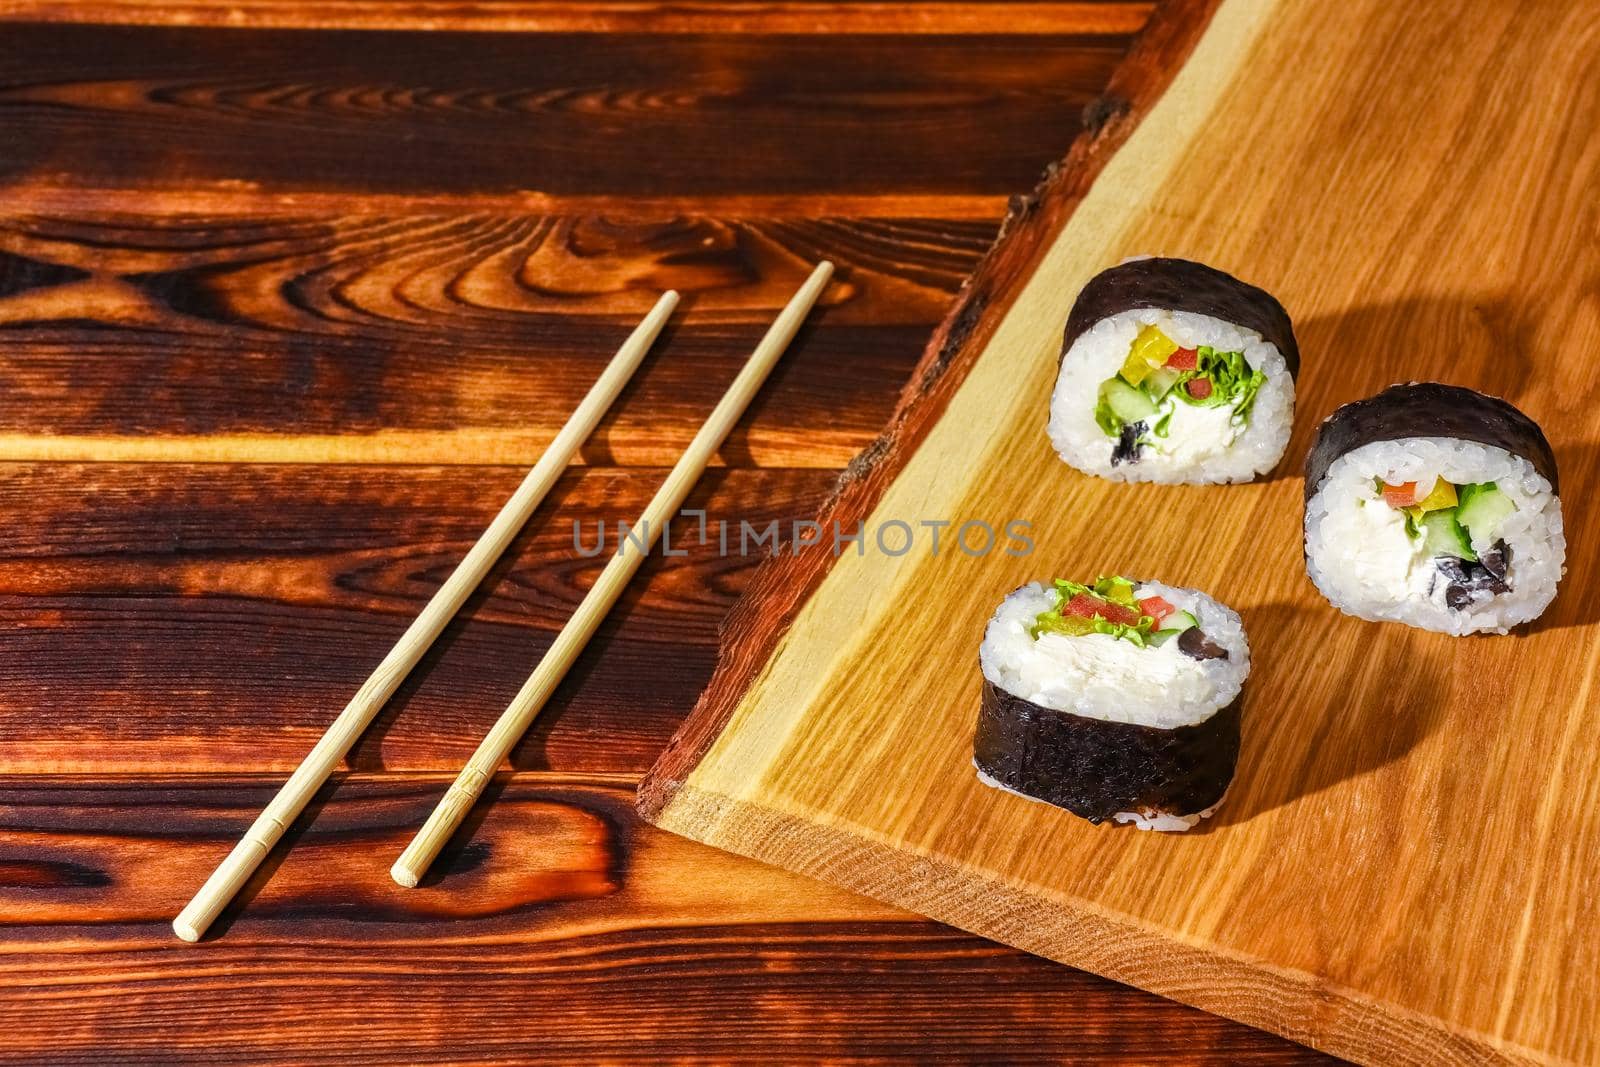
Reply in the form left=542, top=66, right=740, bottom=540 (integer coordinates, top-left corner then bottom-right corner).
left=639, top=0, right=1224, bottom=821
left=638, top=0, right=1600, bottom=1064
left=637, top=0, right=1240, bottom=1027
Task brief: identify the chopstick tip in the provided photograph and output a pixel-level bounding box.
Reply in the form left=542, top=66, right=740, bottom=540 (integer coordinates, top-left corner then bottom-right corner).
left=390, top=860, right=422, bottom=889
left=172, top=918, right=203, bottom=943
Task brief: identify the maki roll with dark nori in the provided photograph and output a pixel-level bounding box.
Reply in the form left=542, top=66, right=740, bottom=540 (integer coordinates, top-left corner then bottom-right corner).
left=1304, top=383, right=1564, bottom=635
left=974, top=576, right=1248, bottom=831
left=1048, top=257, right=1298, bottom=484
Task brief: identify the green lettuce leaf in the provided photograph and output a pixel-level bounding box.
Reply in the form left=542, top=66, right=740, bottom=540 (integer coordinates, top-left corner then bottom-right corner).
left=1169, top=347, right=1267, bottom=422
left=1031, top=576, right=1154, bottom=646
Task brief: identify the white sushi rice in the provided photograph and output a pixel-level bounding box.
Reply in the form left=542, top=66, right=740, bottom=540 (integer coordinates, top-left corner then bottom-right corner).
left=1111, top=798, right=1223, bottom=832
left=1047, top=308, right=1294, bottom=483
left=977, top=580, right=1250, bottom=830
left=1305, top=438, right=1565, bottom=634
left=974, top=760, right=1227, bottom=832
left=979, top=581, right=1250, bottom=728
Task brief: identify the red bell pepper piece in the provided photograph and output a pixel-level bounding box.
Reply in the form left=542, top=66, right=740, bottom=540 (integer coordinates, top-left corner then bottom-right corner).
left=1167, top=347, right=1198, bottom=370
left=1138, top=596, right=1175, bottom=626
left=1381, top=481, right=1419, bottom=508
left=1064, top=594, right=1140, bottom=627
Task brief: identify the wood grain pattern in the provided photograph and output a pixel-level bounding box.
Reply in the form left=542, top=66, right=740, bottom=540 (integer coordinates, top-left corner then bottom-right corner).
left=642, top=0, right=1600, bottom=1063
left=0, top=772, right=1330, bottom=1064
left=172, top=291, right=677, bottom=940
left=389, top=261, right=831, bottom=888
left=0, top=0, right=1347, bottom=1059
left=642, top=0, right=1213, bottom=816
left=0, top=0, right=1155, bottom=34
left=0, top=213, right=988, bottom=466
left=0, top=26, right=1125, bottom=212
left=0, top=463, right=838, bottom=773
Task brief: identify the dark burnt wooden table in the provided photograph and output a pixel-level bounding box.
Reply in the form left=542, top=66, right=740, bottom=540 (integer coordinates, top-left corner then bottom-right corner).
left=0, top=3, right=1337, bottom=1061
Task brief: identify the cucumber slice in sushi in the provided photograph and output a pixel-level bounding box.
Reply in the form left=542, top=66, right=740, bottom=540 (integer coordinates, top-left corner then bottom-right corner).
left=1098, top=377, right=1158, bottom=425
left=1420, top=510, right=1476, bottom=562
left=1457, top=483, right=1516, bottom=542
left=1149, top=609, right=1198, bottom=645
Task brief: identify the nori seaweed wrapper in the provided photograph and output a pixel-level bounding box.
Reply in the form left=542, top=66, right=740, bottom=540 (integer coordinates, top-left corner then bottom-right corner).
left=973, top=679, right=1240, bottom=823
left=1304, top=382, right=1558, bottom=501
left=1062, top=257, right=1300, bottom=378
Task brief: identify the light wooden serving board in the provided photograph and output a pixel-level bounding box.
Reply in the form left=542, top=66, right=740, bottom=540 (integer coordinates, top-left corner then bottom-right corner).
left=638, top=0, right=1600, bottom=1062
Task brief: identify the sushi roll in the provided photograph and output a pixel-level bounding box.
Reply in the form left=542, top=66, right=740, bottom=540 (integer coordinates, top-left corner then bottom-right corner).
left=1304, top=382, right=1564, bottom=635
left=974, top=576, right=1248, bottom=831
left=1048, top=257, right=1298, bottom=483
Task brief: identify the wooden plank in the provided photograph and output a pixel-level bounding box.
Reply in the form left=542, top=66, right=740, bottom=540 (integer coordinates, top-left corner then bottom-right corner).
left=0, top=463, right=836, bottom=773
left=3, top=187, right=1017, bottom=221
left=0, top=214, right=992, bottom=466
left=0, top=1, right=1154, bottom=35
left=0, top=213, right=988, bottom=326
left=0, top=772, right=1333, bottom=1064
left=0, top=3, right=1327, bottom=1063
left=640, top=0, right=1600, bottom=1064
left=0, top=27, right=1128, bottom=211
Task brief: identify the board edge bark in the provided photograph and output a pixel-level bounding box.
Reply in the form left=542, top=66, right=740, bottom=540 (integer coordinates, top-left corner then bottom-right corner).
left=636, top=0, right=1223, bottom=822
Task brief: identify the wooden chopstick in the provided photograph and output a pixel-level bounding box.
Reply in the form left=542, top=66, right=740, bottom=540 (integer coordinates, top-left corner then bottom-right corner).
left=172, top=291, right=680, bottom=942
left=390, top=261, right=835, bottom=888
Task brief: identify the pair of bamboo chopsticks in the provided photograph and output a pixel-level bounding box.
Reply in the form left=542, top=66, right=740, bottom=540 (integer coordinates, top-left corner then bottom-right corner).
left=174, top=261, right=835, bottom=942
